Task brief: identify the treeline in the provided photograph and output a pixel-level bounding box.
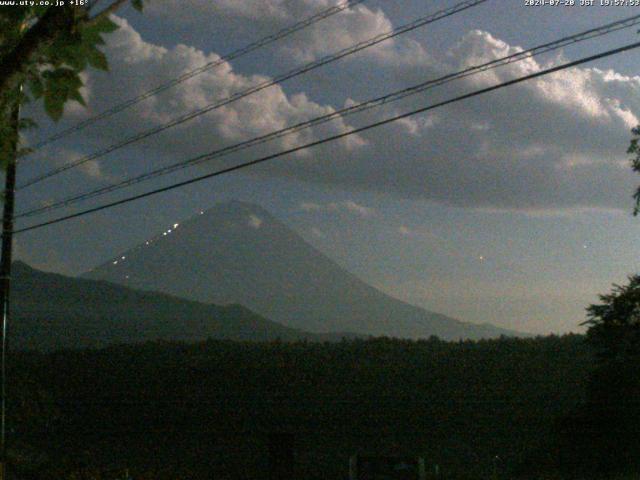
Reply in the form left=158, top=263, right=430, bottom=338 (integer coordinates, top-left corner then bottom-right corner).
left=11, top=335, right=595, bottom=479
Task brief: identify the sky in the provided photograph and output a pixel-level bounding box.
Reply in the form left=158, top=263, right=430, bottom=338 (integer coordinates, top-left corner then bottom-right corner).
left=12, top=0, right=640, bottom=335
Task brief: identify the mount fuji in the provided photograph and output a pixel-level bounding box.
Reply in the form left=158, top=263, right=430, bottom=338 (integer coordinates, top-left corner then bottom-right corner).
left=84, top=201, right=523, bottom=340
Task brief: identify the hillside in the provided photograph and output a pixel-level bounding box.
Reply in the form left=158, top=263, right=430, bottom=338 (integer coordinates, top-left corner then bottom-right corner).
left=84, top=200, right=523, bottom=340
left=10, top=261, right=343, bottom=350
left=12, top=335, right=592, bottom=479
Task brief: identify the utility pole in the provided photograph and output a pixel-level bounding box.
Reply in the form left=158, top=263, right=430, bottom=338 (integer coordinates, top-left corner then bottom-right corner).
left=0, top=90, right=21, bottom=480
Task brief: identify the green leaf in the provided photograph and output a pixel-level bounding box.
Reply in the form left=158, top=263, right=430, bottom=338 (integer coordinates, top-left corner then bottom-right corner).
left=0, top=5, right=124, bottom=126
left=132, top=0, right=144, bottom=11
left=18, top=118, right=37, bottom=130
left=56, top=45, right=87, bottom=71
left=41, top=68, right=85, bottom=121
left=44, top=94, right=64, bottom=121
left=69, top=89, right=86, bottom=107
left=26, top=75, right=44, bottom=99
left=87, top=16, right=119, bottom=35
left=17, top=146, right=34, bottom=159
left=86, top=47, right=108, bottom=71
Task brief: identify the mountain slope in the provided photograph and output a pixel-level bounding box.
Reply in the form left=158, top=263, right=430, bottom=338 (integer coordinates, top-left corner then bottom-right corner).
left=84, top=201, right=522, bottom=340
left=10, top=261, right=342, bottom=351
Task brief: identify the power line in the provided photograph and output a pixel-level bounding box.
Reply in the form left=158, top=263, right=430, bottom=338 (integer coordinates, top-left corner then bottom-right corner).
left=28, top=0, right=367, bottom=151
left=15, top=13, right=640, bottom=220
left=14, top=40, right=640, bottom=235
left=17, top=0, right=489, bottom=190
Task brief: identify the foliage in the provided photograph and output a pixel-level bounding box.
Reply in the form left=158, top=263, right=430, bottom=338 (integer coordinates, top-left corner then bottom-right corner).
left=0, top=1, right=143, bottom=168
left=11, top=335, right=592, bottom=479
left=629, top=125, right=640, bottom=215
left=583, top=275, right=640, bottom=359
left=564, top=129, right=640, bottom=477
left=548, top=276, right=640, bottom=478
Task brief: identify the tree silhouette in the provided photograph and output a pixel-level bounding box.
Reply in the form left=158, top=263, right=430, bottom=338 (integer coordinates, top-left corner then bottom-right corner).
left=0, top=0, right=144, bottom=167
left=584, top=276, right=640, bottom=360
left=628, top=126, right=640, bottom=215
left=576, top=276, right=640, bottom=475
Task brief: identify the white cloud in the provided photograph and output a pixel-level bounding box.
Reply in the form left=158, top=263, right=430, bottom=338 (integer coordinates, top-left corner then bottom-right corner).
left=397, top=114, right=438, bottom=136
left=65, top=14, right=640, bottom=214
left=278, top=5, right=395, bottom=63
left=341, top=200, right=375, bottom=217
left=258, top=29, right=640, bottom=212
left=150, top=0, right=325, bottom=22
left=248, top=214, right=263, bottom=229
left=78, top=160, right=105, bottom=180
left=299, top=200, right=375, bottom=217
left=47, top=149, right=112, bottom=182
left=75, top=16, right=364, bottom=164
left=147, top=1, right=398, bottom=63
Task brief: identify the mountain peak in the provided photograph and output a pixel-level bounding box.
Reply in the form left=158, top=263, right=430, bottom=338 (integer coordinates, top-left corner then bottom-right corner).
left=204, top=200, right=270, bottom=217
left=84, top=201, right=523, bottom=340
left=175, top=200, right=276, bottom=232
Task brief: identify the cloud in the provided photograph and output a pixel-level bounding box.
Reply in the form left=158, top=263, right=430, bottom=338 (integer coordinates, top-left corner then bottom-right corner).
left=79, top=160, right=105, bottom=180
left=396, top=114, right=439, bottom=136
left=342, top=200, right=375, bottom=217
left=68, top=16, right=364, bottom=167
left=300, top=200, right=375, bottom=217
left=149, top=0, right=320, bottom=22
left=248, top=214, right=263, bottom=229
left=46, top=149, right=112, bottom=182
left=53, top=13, right=640, bottom=215
left=277, top=4, right=396, bottom=63
left=147, top=1, right=398, bottom=63
left=254, top=29, right=640, bottom=212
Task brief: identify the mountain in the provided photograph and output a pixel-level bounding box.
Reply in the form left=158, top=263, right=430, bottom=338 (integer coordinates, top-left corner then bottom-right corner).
left=84, top=201, right=523, bottom=340
left=10, top=261, right=347, bottom=351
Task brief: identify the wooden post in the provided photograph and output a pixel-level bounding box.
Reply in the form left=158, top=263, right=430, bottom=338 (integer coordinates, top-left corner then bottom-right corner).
left=0, top=90, right=20, bottom=480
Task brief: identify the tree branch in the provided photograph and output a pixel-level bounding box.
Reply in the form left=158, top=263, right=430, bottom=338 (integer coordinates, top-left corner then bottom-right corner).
left=0, top=0, right=131, bottom=99
left=0, top=6, right=74, bottom=99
